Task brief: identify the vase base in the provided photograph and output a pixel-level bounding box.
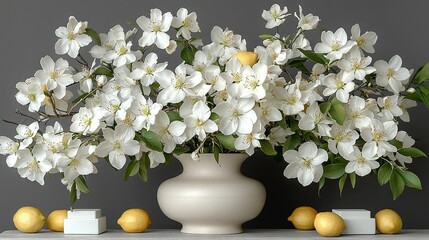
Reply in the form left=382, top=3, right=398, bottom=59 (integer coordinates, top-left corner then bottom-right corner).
left=181, top=224, right=243, bottom=235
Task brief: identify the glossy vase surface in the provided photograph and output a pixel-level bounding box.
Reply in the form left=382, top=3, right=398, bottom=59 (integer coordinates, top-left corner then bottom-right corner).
left=157, top=153, right=266, bottom=234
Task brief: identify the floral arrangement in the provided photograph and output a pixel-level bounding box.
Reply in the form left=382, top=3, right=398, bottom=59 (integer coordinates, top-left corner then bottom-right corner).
left=1, top=4, right=428, bottom=204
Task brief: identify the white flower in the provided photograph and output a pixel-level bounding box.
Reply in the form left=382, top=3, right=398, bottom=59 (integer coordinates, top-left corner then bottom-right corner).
left=283, top=141, right=328, bottom=187
left=204, top=66, right=226, bottom=92
left=344, top=146, right=379, bottom=177
left=314, top=28, right=355, bottom=61
left=239, top=63, right=268, bottom=100
left=148, top=150, right=166, bottom=168
left=0, top=136, right=20, bottom=167
left=166, top=40, right=177, bottom=54
left=294, top=5, right=320, bottom=31
left=34, top=56, right=74, bottom=99
left=15, top=122, right=39, bottom=148
left=191, top=51, right=215, bottom=74
left=328, top=123, right=359, bottom=156
left=261, top=4, right=290, bottom=29
left=361, top=119, right=398, bottom=157
left=391, top=131, right=415, bottom=166
left=70, top=107, right=105, bottom=135
left=209, top=26, right=245, bottom=63
left=257, top=40, right=289, bottom=65
left=15, top=145, right=52, bottom=185
left=292, top=35, right=311, bottom=55
left=137, top=9, right=173, bottom=49
left=172, top=8, right=200, bottom=40
left=60, top=145, right=96, bottom=182
left=130, top=95, right=163, bottom=131
left=15, top=78, right=45, bottom=112
left=100, top=93, right=133, bottom=125
left=234, top=125, right=264, bottom=156
left=398, top=96, right=417, bottom=122
left=213, top=98, right=257, bottom=135
left=95, top=125, right=140, bottom=170
left=156, top=64, right=203, bottom=105
left=103, top=40, right=139, bottom=67
left=130, top=53, right=168, bottom=91
left=377, top=95, right=403, bottom=120
left=350, top=24, right=378, bottom=54
left=337, top=47, right=376, bottom=80
left=73, top=64, right=95, bottom=93
left=184, top=101, right=218, bottom=141
left=322, top=71, right=355, bottom=103
left=298, top=102, right=333, bottom=137
left=151, top=111, right=187, bottom=153
left=374, top=55, right=411, bottom=93
left=273, top=85, right=305, bottom=115
left=268, top=126, right=294, bottom=146
left=254, top=100, right=282, bottom=126
left=346, top=96, right=373, bottom=129
left=89, top=24, right=127, bottom=59
left=55, top=16, right=91, bottom=58
left=113, top=66, right=141, bottom=99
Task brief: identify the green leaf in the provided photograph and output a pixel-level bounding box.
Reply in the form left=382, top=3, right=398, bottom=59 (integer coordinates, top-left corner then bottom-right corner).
left=419, top=84, right=429, bottom=95
left=418, top=89, right=429, bottom=108
left=349, top=172, right=356, bottom=188
left=282, top=134, right=301, bottom=153
left=398, top=147, right=427, bottom=158
left=124, top=160, right=140, bottom=181
left=405, top=92, right=421, bottom=102
left=277, top=118, right=288, bottom=130
left=75, top=176, right=90, bottom=194
left=138, top=155, right=148, bottom=182
left=173, top=146, right=189, bottom=155
left=85, top=28, right=101, bottom=45
left=210, top=112, right=220, bottom=121
left=318, top=177, right=325, bottom=197
left=412, top=62, right=429, bottom=84
left=181, top=46, right=197, bottom=64
left=260, top=140, right=277, bottom=156
left=389, top=139, right=403, bottom=149
left=92, top=66, right=113, bottom=77
left=339, top=174, right=347, bottom=196
left=70, top=182, right=77, bottom=207
left=298, top=48, right=329, bottom=65
left=329, top=100, right=346, bottom=125
left=323, top=163, right=346, bottom=179
left=213, top=144, right=220, bottom=163
left=397, top=170, right=422, bottom=190
left=167, top=111, right=182, bottom=122
left=139, top=130, right=163, bottom=152
left=214, top=134, right=236, bottom=151
left=319, top=102, right=331, bottom=114
left=378, top=163, right=393, bottom=186
left=259, top=34, right=274, bottom=40
left=390, top=170, right=405, bottom=200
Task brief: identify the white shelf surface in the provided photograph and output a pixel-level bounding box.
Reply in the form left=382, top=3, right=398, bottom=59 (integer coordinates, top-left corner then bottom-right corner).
left=1, top=229, right=429, bottom=239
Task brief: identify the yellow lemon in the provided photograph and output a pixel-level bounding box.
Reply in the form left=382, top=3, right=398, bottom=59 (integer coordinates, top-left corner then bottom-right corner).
left=375, top=209, right=402, bottom=234
left=233, top=51, right=258, bottom=67
left=117, top=208, right=152, bottom=233
left=13, top=206, right=46, bottom=233
left=46, top=210, right=68, bottom=232
left=314, top=212, right=345, bottom=237
left=287, top=206, right=318, bottom=230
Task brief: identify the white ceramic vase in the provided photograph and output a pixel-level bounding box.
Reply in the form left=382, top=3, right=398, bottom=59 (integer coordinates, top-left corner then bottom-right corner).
left=157, top=153, right=266, bottom=234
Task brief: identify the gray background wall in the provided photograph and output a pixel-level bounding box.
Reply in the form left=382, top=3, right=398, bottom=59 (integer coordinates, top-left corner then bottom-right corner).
left=1, top=0, right=429, bottom=232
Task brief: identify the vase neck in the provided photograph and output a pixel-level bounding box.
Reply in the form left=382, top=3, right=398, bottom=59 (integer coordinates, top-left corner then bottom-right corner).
left=175, top=154, right=248, bottom=177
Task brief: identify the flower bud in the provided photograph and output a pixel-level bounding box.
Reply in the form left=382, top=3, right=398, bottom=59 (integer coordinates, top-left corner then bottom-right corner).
left=96, top=75, right=107, bottom=87
left=406, top=87, right=416, bottom=93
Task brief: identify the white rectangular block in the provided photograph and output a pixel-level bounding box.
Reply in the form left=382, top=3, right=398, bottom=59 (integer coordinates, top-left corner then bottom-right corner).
left=64, top=217, right=106, bottom=235
left=342, top=218, right=376, bottom=235
left=67, top=209, right=101, bottom=219
left=332, top=209, right=371, bottom=219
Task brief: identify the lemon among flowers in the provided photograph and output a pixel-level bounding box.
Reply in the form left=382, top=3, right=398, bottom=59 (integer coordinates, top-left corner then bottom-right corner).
left=314, top=212, right=345, bottom=237
left=375, top=209, right=403, bottom=234
left=0, top=2, right=428, bottom=208
left=288, top=206, right=318, bottom=230
left=46, top=210, right=68, bottom=232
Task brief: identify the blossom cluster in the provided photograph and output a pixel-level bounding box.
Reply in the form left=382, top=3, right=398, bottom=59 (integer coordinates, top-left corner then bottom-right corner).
left=1, top=4, right=428, bottom=202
